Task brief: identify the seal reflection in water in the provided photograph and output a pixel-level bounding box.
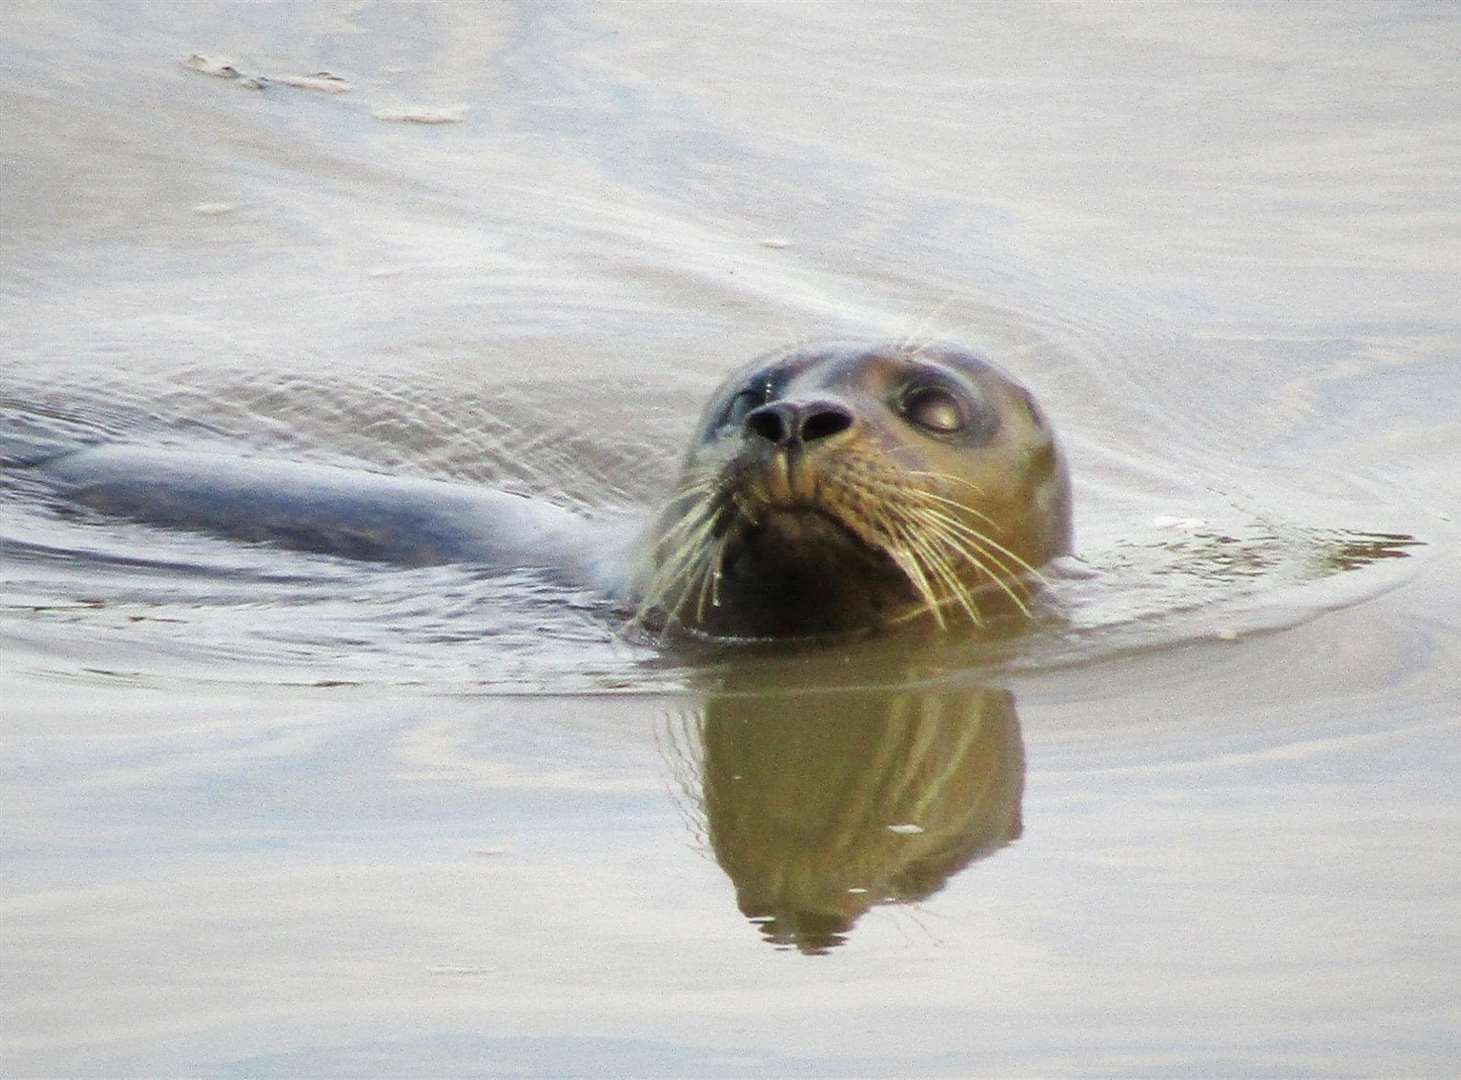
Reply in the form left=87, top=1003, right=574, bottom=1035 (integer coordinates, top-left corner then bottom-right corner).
left=662, top=656, right=1025, bottom=953
left=637, top=340, right=1071, bottom=638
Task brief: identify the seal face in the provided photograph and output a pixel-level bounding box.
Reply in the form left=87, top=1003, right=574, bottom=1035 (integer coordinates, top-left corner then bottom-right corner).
left=637, top=340, right=1072, bottom=638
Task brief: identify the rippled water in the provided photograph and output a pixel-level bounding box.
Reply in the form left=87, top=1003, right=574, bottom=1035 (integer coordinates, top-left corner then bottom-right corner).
left=3, top=2, right=1459, bottom=1076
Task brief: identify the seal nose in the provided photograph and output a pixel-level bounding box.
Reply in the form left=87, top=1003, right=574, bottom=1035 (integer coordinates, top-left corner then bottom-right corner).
left=745, top=400, right=854, bottom=447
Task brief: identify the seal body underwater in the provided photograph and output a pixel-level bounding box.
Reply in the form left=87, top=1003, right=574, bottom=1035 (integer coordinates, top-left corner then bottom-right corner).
left=635, top=340, right=1072, bottom=637
left=29, top=340, right=1070, bottom=639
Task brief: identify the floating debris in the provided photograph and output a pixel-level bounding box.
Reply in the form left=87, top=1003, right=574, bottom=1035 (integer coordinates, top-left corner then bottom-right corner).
left=183, top=56, right=352, bottom=95
left=885, top=823, right=925, bottom=835
left=193, top=202, right=236, bottom=216
left=760, top=237, right=790, bottom=249
left=182, top=53, right=266, bottom=90
left=372, top=105, right=468, bottom=125
left=183, top=53, right=242, bottom=79
left=274, top=71, right=352, bottom=94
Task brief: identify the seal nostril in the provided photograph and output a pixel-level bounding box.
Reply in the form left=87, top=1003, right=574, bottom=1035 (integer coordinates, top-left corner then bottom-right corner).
left=800, top=405, right=853, bottom=443
left=746, top=404, right=792, bottom=445
left=746, top=401, right=852, bottom=446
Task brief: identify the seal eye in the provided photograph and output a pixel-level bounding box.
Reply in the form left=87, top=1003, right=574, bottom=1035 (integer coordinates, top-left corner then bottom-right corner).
left=722, top=388, right=766, bottom=428
left=902, top=386, right=965, bottom=434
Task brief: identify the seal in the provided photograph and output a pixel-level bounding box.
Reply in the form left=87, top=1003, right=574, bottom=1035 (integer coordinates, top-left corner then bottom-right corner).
left=634, top=340, right=1071, bottom=637
left=32, top=340, right=1070, bottom=639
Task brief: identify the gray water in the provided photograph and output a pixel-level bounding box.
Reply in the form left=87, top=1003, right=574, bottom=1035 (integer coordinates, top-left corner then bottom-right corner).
left=3, top=2, right=1459, bottom=1076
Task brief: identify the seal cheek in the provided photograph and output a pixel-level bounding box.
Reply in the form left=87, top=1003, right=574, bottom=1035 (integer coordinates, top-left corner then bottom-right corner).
left=1026, top=441, right=1073, bottom=554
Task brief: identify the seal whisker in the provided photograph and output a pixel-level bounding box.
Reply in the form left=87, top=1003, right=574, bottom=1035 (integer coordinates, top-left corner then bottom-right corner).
left=904, top=503, right=1035, bottom=595
left=651, top=500, right=721, bottom=548
left=692, top=528, right=736, bottom=626
left=730, top=491, right=762, bottom=527
left=902, top=469, right=989, bottom=498
left=888, top=517, right=979, bottom=626
left=900, top=491, right=1046, bottom=583
left=692, top=527, right=727, bottom=625
left=898, top=300, right=958, bottom=355
left=905, top=507, right=1035, bottom=617
left=878, top=517, right=949, bottom=629
left=850, top=464, right=1003, bottom=534
left=898, top=481, right=1005, bottom=532
left=636, top=501, right=725, bottom=628
left=908, top=517, right=992, bottom=625
left=660, top=474, right=722, bottom=508
left=905, top=503, right=1030, bottom=586
left=709, top=531, right=729, bottom=610
left=803, top=452, right=1028, bottom=626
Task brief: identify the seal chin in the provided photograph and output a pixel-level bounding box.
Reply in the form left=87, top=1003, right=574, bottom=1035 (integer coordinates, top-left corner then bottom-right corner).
left=732, top=507, right=883, bottom=569
left=709, top=508, right=916, bottom=639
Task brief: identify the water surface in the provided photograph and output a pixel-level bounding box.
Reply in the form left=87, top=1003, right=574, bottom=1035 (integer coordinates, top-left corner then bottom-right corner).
left=3, top=2, right=1459, bottom=1075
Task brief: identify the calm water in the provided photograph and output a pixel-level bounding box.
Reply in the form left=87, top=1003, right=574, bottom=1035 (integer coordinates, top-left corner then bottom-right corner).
left=3, top=2, right=1459, bottom=1076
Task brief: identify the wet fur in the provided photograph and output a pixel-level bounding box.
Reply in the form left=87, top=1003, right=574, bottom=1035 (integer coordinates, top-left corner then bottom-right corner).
left=634, top=340, right=1071, bottom=638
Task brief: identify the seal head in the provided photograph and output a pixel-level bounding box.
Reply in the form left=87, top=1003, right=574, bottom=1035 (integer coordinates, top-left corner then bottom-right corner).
left=637, top=340, right=1072, bottom=638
